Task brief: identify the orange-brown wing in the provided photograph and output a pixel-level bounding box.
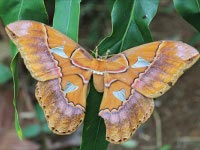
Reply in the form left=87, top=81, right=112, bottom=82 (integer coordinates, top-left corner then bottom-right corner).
left=99, top=41, right=199, bottom=143
left=6, top=20, right=93, bottom=134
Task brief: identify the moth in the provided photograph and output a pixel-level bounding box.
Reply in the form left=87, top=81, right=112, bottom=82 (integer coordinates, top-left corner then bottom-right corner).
left=6, top=21, right=199, bottom=144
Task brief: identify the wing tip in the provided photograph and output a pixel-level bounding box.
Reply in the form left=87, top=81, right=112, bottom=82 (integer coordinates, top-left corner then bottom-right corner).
left=5, top=20, right=42, bottom=39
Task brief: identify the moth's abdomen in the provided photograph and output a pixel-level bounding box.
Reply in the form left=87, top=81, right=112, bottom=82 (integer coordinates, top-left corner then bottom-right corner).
left=93, top=74, right=104, bottom=92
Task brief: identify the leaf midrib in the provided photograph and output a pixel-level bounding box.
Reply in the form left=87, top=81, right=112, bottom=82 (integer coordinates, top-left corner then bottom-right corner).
left=93, top=118, right=102, bottom=150
left=66, top=0, right=72, bottom=33
left=17, top=0, right=24, bottom=20
left=97, top=1, right=136, bottom=54
left=119, top=1, right=135, bottom=52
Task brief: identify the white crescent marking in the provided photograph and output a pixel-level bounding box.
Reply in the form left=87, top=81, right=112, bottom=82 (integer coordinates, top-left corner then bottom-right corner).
left=51, top=46, right=68, bottom=58
left=113, top=89, right=126, bottom=102
left=64, top=82, right=79, bottom=94
left=132, top=56, right=150, bottom=68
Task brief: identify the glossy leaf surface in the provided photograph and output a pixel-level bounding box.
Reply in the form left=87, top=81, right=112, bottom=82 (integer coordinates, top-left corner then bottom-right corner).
left=81, top=0, right=159, bottom=149
left=53, top=0, right=81, bottom=42
left=97, top=0, right=159, bottom=55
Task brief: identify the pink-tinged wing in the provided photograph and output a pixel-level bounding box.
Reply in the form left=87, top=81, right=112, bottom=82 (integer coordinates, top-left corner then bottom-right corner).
left=99, top=41, right=199, bottom=143
left=6, top=20, right=93, bottom=134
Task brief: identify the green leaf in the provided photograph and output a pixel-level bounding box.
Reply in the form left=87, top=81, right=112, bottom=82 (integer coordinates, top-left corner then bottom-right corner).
left=41, top=123, right=52, bottom=134
left=23, top=124, right=41, bottom=138
left=0, top=0, right=48, bottom=26
left=97, top=0, right=159, bottom=55
left=10, top=53, right=23, bottom=140
left=0, top=0, right=48, bottom=140
left=52, top=0, right=82, bottom=145
left=160, top=144, right=172, bottom=150
left=80, top=1, right=159, bottom=149
left=35, top=104, right=46, bottom=123
left=173, top=0, right=200, bottom=32
left=80, top=81, right=109, bottom=150
left=53, top=0, right=81, bottom=42
left=52, top=1, right=107, bottom=149
left=0, top=64, right=12, bottom=84
left=121, top=139, right=138, bottom=149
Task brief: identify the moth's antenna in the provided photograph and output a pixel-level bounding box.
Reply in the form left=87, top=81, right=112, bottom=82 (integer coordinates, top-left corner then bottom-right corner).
left=105, top=49, right=110, bottom=58
left=89, top=49, right=96, bottom=56
left=94, top=46, right=99, bottom=59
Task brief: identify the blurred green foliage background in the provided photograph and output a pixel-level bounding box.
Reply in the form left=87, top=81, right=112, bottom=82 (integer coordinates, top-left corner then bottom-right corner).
left=0, top=0, right=199, bottom=150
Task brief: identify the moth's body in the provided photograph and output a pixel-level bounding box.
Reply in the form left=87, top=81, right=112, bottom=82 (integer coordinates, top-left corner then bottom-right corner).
left=70, top=47, right=130, bottom=93
left=6, top=21, right=200, bottom=144
left=74, top=57, right=106, bottom=93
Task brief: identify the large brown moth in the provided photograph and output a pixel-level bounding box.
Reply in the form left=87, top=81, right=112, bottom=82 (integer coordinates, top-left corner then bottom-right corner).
left=6, top=20, right=200, bottom=144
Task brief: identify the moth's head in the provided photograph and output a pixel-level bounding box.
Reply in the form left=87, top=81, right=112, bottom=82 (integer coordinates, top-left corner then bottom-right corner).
left=91, top=47, right=112, bottom=60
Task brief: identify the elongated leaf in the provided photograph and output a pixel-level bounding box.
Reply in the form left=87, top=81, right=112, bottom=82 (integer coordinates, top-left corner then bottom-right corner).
left=53, top=0, right=108, bottom=149
left=0, top=0, right=48, bottom=139
left=81, top=0, right=159, bottom=150
left=80, top=81, right=109, bottom=150
left=10, top=53, right=22, bottom=139
left=53, top=0, right=81, bottom=42
left=173, top=0, right=200, bottom=32
left=97, top=0, right=159, bottom=55
left=0, top=0, right=48, bottom=26
left=52, top=0, right=83, bottom=146
left=0, top=64, right=12, bottom=84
